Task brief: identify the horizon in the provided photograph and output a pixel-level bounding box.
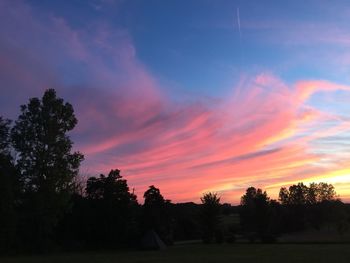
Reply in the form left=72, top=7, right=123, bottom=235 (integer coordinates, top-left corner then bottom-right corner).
left=1, top=0, right=350, bottom=204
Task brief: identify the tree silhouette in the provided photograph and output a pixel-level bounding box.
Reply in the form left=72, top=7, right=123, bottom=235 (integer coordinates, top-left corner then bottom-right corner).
left=143, top=185, right=173, bottom=245
left=309, top=182, right=337, bottom=203
left=86, top=169, right=137, bottom=202
left=278, top=182, right=339, bottom=232
left=144, top=185, right=165, bottom=206
left=278, top=182, right=337, bottom=206
left=11, top=89, right=84, bottom=251
left=241, top=187, right=269, bottom=206
left=240, top=187, right=274, bottom=242
left=84, top=169, right=138, bottom=247
left=200, top=192, right=222, bottom=243
left=278, top=187, right=289, bottom=205
left=288, top=183, right=309, bottom=205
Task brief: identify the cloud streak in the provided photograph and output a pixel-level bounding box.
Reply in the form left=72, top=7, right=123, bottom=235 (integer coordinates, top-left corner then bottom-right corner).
left=237, top=7, right=242, bottom=41
left=74, top=75, right=350, bottom=203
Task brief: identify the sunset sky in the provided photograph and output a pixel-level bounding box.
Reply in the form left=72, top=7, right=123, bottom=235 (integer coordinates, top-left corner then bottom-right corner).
left=1, top=0, right=350, bottom=203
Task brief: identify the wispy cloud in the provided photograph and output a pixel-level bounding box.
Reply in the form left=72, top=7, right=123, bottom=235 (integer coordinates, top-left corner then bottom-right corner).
left=236, top=7, right=242, bottom=41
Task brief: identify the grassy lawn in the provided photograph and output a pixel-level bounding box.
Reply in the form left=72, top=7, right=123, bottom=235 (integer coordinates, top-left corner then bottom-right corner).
left=2, top=244, right=350, bottom=263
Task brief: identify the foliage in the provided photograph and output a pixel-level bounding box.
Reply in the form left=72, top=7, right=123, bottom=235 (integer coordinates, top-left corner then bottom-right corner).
left=144, top=185, right=166, bottom=207
left=143, top=185, right=173, bottom=245
left=83, top=169, right=139, bottom=247
left=200, top=192, right=222, bottom=243
left=279, top=182, right=337, bottom=205
left=278, top=182, right=340, bottom=232
left=86, top=169, right=137, bottom=202
left=10, top=89, right=84, bottom=251
left=240, top=187, right=277, bottom=242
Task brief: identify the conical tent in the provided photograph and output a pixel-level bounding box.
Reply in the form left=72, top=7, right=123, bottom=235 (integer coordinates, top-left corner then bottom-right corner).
left=141, top=230, right=166, bottom=250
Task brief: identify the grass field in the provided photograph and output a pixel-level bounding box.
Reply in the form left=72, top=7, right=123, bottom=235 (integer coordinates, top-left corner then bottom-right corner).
left=2, top=244, right=350, bottom=263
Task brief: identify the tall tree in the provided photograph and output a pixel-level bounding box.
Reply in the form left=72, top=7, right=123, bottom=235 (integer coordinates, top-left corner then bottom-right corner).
left=240, top=187, right=272, bottom=241
left=11, top=89, right=84, bottom=251
left=200, top=192, right=221, bottom=243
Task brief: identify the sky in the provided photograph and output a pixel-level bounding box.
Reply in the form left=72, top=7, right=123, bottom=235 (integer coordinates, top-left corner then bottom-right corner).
left=1, top=0, right=350, bottom=204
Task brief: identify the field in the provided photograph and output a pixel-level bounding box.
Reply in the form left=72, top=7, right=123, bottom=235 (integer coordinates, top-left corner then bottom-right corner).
left=2, top=244, right=350, bottom=263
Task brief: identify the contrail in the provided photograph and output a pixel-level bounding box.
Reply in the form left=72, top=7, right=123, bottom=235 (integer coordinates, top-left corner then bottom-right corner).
left=237, top=7, right=242, bottom=41
left=235, top=7, right=244, bottom=67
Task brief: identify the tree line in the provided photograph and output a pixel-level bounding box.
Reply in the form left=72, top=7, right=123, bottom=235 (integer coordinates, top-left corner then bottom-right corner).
left=1, top=89, right=349, bottom=254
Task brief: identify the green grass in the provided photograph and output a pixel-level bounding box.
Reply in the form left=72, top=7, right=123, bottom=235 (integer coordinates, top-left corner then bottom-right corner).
left=2, top=244, right=350, bottom=263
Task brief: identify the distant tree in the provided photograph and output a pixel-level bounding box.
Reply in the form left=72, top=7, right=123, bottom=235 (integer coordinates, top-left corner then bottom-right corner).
left=279, top=182, right=337, bottom=206
left=241, top=187, right=269, bottom=206
left=288, top=183, right=308, bottom=205
left=240, top=187, right=273, bottom=241
left=200, top=192, right=222, bottom=243
left=279, top=183, right=309, bottom=231
left=278, top=187, right=290, bottom=205
left=144, top=185, right=166, bottom=207
left=308, top=183, right=340, bottom=231
left=278, top=182, right=339, bottom=232
left=83, top=169, right=138, bottom=246
left=309, top=182, right=337, bottom=203
left=0, top=117, right=18, bottom=252
left=143, top=185, right=173, bottom=244
left=86, top=169, right=137, bottom=202
left=11, top=89, right=84, bottom=251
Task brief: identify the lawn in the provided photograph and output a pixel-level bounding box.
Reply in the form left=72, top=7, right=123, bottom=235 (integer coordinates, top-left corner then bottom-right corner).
left=2, top=244, right=350, bottom=263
